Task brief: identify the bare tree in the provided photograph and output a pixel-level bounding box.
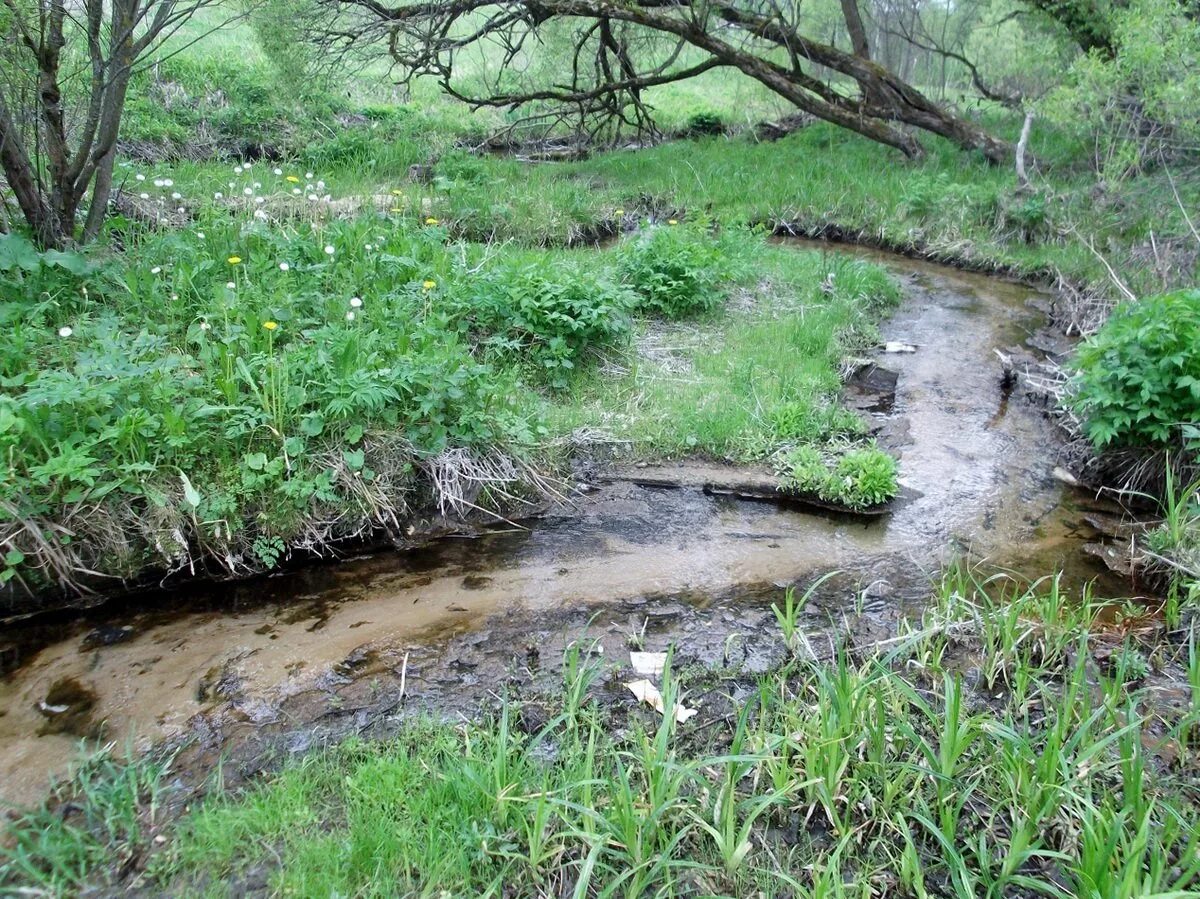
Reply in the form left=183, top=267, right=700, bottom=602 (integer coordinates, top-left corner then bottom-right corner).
left=317, top=0, right=1013, bottom=163
left=0, top=0, right=232, bottom=247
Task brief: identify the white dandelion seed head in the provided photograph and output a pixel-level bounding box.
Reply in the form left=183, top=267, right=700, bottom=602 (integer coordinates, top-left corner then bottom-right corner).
left=350, top=297, right=362, bottom=308
left=316, top=180, right=325, bottom=190
left=153, top=178, right=165, bottom=187
left=151, top=266, right=162, bottom=274
left=253, top=181, right=261, bottom=189
left=254, top=209, right=268, bottom=220
left=324, top=245, right=335, bottom=255
left=346, top=311, right=355, bottom=321
left=243, top=188, right=253, bottom=196
left=308, top=194, right=318, bottom=202
left=254, top=196, right=265, bottom=204
left=214, top=192, right=223, bottom=200
left=171, top=192, right=181, bottom=200
left=139, top=192, right=149, bottom=200
left=279, top=262, right=290, bottom=271
left=163, top=178, right=173, bottom=187
left=292, top=188, right=301, bottom=195
left=273, top=167, right=283, bottom=176
left=305, top=172, right=314, bottom=179
left=226, top=281, right=236, bottom=289
left=135, top=173, right=146, bottom=181
left=58, top=326, right=73, bottom=338
left=200, top=321, right=211, bottom=330
left=196, top=231, right=206, bottom=239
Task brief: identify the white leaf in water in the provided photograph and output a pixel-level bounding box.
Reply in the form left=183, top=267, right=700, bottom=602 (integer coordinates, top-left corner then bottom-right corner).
left=624, top=679, right=698, bottom=723
left=884, top=342, right=918, bottom=353
left=630, top=651, right=667, bottom=676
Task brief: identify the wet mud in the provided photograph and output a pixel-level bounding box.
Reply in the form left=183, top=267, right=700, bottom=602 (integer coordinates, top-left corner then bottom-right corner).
left=0, top=242, right=1139, bottom=807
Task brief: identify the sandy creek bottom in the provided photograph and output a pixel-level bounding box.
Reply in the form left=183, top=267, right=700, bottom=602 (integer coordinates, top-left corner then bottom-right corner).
left=0, top=241, right=1135, bottom=808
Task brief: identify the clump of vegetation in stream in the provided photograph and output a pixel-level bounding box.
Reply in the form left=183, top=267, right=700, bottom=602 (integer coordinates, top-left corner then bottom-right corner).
left=6, top=569, right=1200, bottom=897
left=776, top=442, right=900, bottom=509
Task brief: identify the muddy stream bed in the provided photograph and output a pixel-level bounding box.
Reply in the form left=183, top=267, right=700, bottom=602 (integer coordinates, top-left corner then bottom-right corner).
left=0, top=241, right=1135, bottom=808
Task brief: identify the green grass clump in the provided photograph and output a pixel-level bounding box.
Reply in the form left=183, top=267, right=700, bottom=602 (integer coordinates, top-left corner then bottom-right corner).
left=8, top=572, right=1200, bottom=897
left=1069, top=288, right=1200, bottom=451
left=777, top=442, right=900, bottom=509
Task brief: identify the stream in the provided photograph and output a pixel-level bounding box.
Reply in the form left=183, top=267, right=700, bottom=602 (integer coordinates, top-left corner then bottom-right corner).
left=0, top=241, right=1132, bottom=807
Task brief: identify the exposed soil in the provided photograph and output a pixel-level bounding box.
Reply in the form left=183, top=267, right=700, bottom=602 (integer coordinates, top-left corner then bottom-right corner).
left=0, top=241, right=1143, bottom=808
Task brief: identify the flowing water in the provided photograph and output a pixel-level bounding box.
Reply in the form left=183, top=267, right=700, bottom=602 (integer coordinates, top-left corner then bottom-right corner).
left=0, top=241, right=1130, bottom=806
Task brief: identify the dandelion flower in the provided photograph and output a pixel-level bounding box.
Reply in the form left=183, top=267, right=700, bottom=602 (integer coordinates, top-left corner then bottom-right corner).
left=308, top=194, right=319, bottom=202
left=243, top=187, right=253, bottom=197
left=139, top=192, right=150, bottom=200
left=286, top=175, right=300, bottom=183
left=324, top=245, right=335, bottom=256
left=389, top=207, right=404, bottom=213
left=668, top=219, right=679, bottom=225
left=391, top=189, right=403, bottom=196
left=425, top=217, right=440, bottom=225
left=225, top=281, right=236, bottom=289
left=262, top=321, right=278, bottom=331
left=346, top=311, right=356, bottom=321
left=305, top=172, right=314, bottom=179
left=364, top=243, right=373, bottom=251
left=279, top=262, right=290, bottom=271
left=316, top=180, right=325, bottom=190
left=135, top=173, right=146, bottom=182
left=58, top=326, right=73, bottom=338
left=200, top=321, right=211, bottom=331
left=350, top=297, right=363, bottom=308
left=151, top=266, right=162, bottom=274
left=615, top=208, right=625, bottom=216
left=253, top=181, right=261, bottom=189
left=422, top=280, right=436, bottom=290
left=153, top=178, right=165, bottom=187
left=214, top=192, right=223, bottom=200
left=227, top=256, right=242, bottom=265
left=171, top=294, right=178, bottom=301
left=254, top=196, right=265, bottom=205
left=253, top=209, right=268, bottom=221
left=164, top=178, right=174, bottom=187
left=197, top=231, right=206, bottom=239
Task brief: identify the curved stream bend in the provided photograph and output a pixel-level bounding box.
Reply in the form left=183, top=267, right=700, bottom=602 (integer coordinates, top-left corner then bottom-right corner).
left=0, top=242, right=1122, bottom=805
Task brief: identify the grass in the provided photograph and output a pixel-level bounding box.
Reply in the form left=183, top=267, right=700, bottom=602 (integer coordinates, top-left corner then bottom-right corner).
left=546, top=242, right=898, bottom=461
left=6, top=567, right=1200, bottom=897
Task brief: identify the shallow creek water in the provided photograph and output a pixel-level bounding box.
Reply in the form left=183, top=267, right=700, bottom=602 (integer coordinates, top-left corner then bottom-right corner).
left=0, top=241, right=1131, bottom=806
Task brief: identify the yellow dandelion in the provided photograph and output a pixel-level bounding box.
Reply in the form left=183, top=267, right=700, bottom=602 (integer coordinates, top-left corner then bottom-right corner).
left=422, top=280, right=437, bottom=290
left=286, top=175, right=300, bottom=183
left=389, top=207, right=404, bottom=214
left=227, top=255, right=242, bottom=265
left=614, top=208, right=625, bottom=216
left=391, top=189, right=404, bottom=196
left=424, top=217, right=440, bottom=225
left=263, top=321, right=278, bottom=331
left=668, top=219, right=679, bottom=226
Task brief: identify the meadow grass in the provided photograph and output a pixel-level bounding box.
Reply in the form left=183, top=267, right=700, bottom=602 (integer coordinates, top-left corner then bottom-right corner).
left=6, top=568, right=1199, bottom=897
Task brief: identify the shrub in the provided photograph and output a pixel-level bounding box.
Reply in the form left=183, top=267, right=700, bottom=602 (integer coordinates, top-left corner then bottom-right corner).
left=1068, top=289, right=1200, bottom=450
left=617, top=221, right=747, bottom=319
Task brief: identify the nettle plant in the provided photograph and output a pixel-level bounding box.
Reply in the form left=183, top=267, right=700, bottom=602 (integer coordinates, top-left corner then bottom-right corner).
left=1069, top=288, right=1200, bottom=452
left=617, top=219, right=750, bottom=319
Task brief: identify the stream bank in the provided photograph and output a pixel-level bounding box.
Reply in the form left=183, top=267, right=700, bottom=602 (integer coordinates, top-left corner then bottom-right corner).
left=0, top=242, right=1140, bottom=808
